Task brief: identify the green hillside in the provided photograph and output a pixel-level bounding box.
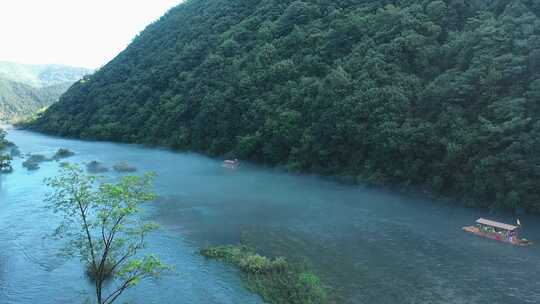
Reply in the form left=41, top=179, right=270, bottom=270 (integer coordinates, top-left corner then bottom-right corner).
left=0, top=62, right=90, bottom=121
left=0, top=77, right=75, bottom=121
left=31, top=0, right=540, bottom=211
left=0, top=77, right=42, bottom=120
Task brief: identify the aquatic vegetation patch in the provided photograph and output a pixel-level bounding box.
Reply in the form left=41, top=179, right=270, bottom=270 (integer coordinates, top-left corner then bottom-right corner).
left=86, top=160, right=109, bottom=173
left=52, top=148, right=75, bottom=160
left=201, top=245, right=328, bottom=304
left=20, top=149, right=73, bottom=171
left=113, top=162, right=137, bottom=173
left=22, top=154, right=52, bottom=171
left=9, top=146, right=21, bottom=157
left=22, top=160, right=39, bottom=171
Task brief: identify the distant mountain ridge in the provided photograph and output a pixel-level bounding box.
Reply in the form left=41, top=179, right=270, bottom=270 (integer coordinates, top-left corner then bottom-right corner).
left=0, top=61, right=91, bottom=121
left=0, top=61, right=91, bottom=88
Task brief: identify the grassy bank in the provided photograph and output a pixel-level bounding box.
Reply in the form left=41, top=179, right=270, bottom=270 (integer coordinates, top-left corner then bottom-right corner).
left=201, top=245, right=328, bottom=304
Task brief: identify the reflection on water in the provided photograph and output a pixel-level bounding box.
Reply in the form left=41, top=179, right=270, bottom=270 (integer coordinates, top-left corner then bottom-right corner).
left=1, top=128, right=540, bottom=304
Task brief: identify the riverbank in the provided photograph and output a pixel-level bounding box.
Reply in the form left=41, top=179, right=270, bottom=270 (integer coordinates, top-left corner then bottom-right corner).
left=21, top=122, right=536, bottom=215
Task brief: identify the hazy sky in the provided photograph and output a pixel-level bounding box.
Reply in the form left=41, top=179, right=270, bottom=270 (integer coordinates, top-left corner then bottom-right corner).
left=0, top=0, right=181, bottom=69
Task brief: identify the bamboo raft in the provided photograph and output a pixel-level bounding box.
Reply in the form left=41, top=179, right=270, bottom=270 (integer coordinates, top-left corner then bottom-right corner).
left=463, top=218, right=533, bottom=247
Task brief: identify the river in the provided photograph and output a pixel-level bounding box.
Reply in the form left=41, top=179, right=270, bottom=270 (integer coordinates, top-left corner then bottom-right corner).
left=1, top=127, right=539, bottom=304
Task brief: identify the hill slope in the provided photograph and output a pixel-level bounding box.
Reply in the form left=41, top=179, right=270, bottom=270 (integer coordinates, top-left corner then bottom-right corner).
left=0, top=61, right=90, bottom=88
left=0, top=77, right=42, bottom=120
left=31, top=0, right=540, bottom=211
left=0, top=62, right=90, bottom=120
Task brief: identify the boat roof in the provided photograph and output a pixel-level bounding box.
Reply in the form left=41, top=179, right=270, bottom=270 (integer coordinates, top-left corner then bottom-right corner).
left=476, top=218, right=518, bottom=231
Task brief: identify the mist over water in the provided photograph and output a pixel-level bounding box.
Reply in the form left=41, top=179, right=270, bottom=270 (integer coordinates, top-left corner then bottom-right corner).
left=1, top=128, right=540, bottom=303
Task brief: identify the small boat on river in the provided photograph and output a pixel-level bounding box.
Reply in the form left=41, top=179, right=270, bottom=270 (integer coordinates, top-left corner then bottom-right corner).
left=222, top=159, right=239, bottom=170
left=463, top=218, right=533, bottom=246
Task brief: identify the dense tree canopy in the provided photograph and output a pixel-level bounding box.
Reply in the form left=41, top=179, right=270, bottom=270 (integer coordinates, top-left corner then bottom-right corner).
left=31, top=0, right=540, bottom=212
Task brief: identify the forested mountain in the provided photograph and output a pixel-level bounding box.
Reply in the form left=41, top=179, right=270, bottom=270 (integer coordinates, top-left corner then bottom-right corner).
left=0, top=77, right=42, bottom=120
left=31, top=0, right=540, bottom=212
left=0, top=61, right=90, bottom=88
left=0, top=62, right=90, bottom=120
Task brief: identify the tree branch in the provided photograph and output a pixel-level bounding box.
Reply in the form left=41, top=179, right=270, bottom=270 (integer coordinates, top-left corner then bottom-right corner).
left=102, top=276, right=138, bottom=304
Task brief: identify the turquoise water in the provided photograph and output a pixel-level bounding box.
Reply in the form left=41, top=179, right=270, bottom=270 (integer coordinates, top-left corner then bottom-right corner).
left=1, top=127, right=540, bottom=303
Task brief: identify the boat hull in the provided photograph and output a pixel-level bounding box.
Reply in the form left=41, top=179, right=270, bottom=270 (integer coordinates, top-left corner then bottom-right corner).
left=463, top=226, right=533, bottom=246
left=222, top=164, right=238, bottom=170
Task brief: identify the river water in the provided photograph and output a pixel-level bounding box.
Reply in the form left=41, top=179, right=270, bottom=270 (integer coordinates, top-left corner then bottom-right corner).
left=1, top=127, right=539, bottom=304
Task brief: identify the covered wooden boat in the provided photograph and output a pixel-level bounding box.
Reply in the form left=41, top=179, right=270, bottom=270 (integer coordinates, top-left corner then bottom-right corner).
left=463, top=218, right=533, bottom=246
